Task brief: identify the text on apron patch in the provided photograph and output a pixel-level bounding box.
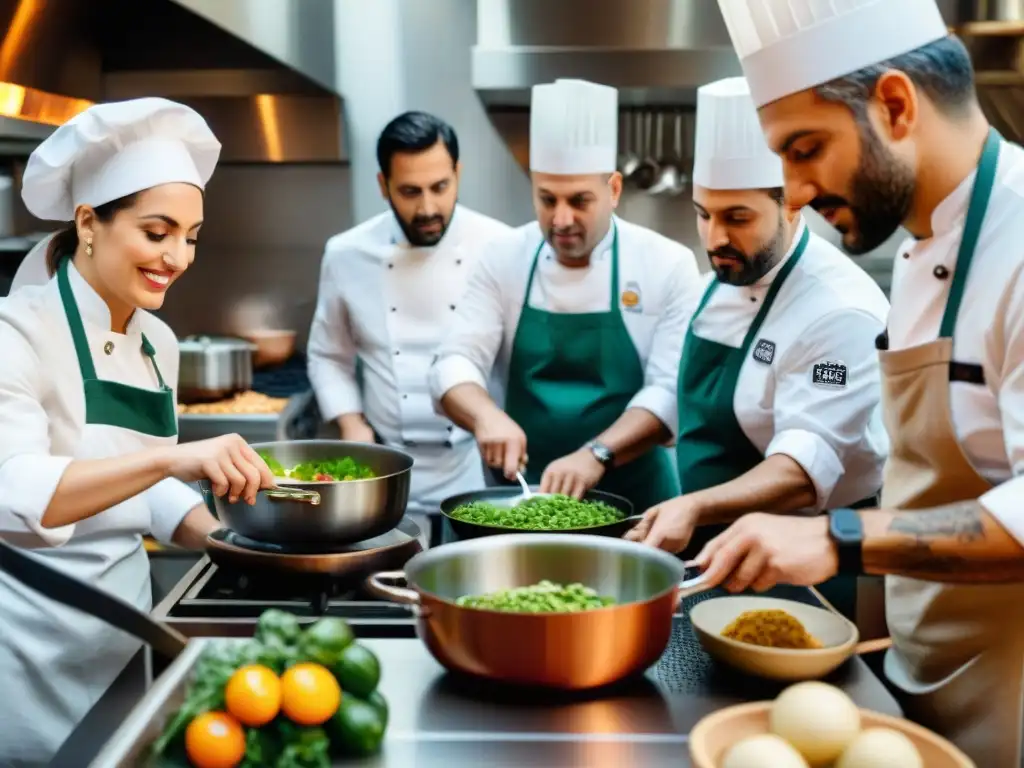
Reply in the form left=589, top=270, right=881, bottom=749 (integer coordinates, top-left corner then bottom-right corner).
left=752, top=339, right=776, bottom=365
left=812, top=360, right=848, bottom=389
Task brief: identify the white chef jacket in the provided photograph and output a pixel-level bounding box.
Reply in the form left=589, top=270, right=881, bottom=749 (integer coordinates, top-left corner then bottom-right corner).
left=890, top=139, right=1024, bottom=545
left=307, top=205, right=512, bottom=514
left=9, top=232, right=55, bottom=294
left=0, top=265, right=203, bottom=545
left=428, top=215, right=703, bottom=436
left=689, top=218, right=891, bottom=510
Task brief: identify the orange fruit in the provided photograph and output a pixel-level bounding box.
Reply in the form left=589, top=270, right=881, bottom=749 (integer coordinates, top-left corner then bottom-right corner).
left=280, top=662, right=342, bottom=725
left=225, top=664, right=281, bottom=727
left=184, top=711, right=246, bottom=768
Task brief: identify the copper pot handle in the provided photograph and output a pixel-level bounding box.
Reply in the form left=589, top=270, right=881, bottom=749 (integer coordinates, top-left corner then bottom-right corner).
left=365, top=570, right=420, bottom=605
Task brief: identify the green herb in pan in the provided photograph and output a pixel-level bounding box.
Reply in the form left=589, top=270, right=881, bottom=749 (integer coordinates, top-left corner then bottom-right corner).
left=456, top=580, right=616, bottom=613
left=257, top=453, right=377, bottom=482
left=448, top=494, right=623, bottom=530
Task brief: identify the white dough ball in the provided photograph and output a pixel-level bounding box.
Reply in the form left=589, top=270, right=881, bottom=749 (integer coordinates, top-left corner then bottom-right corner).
left=721, top=734, right=810, bottom=768
left=770, top=682, right=861, bottom=767
left=836, top=728, right=924, bottom=768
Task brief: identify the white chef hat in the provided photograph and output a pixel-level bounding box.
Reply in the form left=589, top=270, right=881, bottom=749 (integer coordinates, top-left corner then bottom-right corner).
left=718, top=0, right=948, bottom=108
left=530, top=78, right=618, bottom=175
left=693, top=77, right=782, bottom=191
left=22, top=97, right=221, bottom=221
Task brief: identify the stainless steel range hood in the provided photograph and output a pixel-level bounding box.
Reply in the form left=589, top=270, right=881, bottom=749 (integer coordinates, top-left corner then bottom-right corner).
left=0, top=0, right=346, bottom=162
left=472, top=0, right=741, bottom=107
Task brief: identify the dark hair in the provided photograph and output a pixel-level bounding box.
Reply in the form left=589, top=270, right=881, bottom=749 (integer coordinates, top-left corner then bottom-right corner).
left=765, top=187, right=785, bottom=204
left=815, top=36, right=977, bottom=121
left=45, top=193, right=139, bottom=276
left=376, top=111, right=459, bottom=178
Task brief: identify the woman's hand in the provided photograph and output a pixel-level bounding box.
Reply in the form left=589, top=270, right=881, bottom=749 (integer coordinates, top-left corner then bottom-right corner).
left=162, top=434, right=275, bottom=504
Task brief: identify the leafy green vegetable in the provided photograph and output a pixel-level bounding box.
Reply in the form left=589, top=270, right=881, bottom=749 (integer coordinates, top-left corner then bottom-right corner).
left=455, top=580, right=616, bottom=613
left=299, top=617, right=355, bottom=668
left=332, top=642, right=381, bottom=699
left=257, top=452, right=376, bottom=482
left=449, top=494, right=623, bottom=530
left=258, top=451, right=287, bottom=477
left=328, top=695, right=387, bottom=758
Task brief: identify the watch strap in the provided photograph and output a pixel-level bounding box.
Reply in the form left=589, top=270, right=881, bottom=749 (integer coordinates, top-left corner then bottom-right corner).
left=829, top=507, right=864, bottom=576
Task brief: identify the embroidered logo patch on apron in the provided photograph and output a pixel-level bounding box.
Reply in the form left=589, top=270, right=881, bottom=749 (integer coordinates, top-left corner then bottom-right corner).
left=752, top=339, right=776, bottom=365
left=812, top=360, right=848, bottom=389
left=620, top=281, right=642, bottom=313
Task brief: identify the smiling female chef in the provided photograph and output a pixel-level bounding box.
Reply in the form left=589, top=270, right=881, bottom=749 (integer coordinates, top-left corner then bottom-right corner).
left=0, top=97, right=274, bottom=767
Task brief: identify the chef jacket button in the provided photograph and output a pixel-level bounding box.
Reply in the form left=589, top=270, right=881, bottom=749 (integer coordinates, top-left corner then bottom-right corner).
left=933, top=265, right=949, bottom=280
left=749, top=296, right=757, bottom=303
left=445, top=440, right=453, bottom=448
left=456, top=259, right=462, bottom=265
left=103, top=341, right=114, bottom=355
left=388, top=263, right=394, bottom=269
left=390, top=306, right=396, bottom=312
left=446, top=424, right=454, bottom=432
left=402, top=394, right=408, bottom=399
left=394, top=349, right=400, bottom=355
left=450, top=304, right=456, bottom=310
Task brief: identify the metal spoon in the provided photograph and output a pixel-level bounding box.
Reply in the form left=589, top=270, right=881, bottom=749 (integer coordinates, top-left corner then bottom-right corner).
left=515, top=470, right=533, bottom=501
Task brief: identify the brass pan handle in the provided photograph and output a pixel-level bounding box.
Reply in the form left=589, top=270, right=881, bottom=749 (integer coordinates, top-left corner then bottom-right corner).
left=263, top=486, right=322, bottom=505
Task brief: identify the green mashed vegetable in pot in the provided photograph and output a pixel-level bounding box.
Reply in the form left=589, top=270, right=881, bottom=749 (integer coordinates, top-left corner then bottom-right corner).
left=258, top=452, right=376, bottom=482
left=456, top=580, right=616, bottom=613
left=448, top=494, right=623, bottom=530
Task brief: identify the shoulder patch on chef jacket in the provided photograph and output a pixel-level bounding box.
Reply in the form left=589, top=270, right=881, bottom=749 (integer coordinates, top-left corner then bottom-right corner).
left=812, top=360, right=848, bottom=389
left=752, top=339, right=775, bottom=365
left=620, top=280, right=642, bottom=313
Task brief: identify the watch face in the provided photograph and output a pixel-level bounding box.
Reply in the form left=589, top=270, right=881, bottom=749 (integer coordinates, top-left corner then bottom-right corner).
left=590, top=443, right=613, bottom=465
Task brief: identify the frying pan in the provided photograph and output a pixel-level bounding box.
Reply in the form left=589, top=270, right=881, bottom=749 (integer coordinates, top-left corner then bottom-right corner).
left=440, top=485, right=640, bottom=539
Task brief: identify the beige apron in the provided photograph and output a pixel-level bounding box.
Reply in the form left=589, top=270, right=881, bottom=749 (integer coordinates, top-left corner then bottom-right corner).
left=880, top=128, right=1024, bottom=768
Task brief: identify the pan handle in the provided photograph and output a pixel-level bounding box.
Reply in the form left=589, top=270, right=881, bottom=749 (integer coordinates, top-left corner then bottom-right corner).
left=263, top=486, right=322, bottom=505
left=365, top=570, right=421, bottom=605
left=675, top=562, right=711, bottom=603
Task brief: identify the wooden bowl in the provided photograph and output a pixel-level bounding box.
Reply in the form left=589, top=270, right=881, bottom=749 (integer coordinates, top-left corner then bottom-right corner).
left=240, top=329, right=296, bottom=368
left=690, top=596, right=858, bottom=681
left=690, top=701, right=975, bottom=768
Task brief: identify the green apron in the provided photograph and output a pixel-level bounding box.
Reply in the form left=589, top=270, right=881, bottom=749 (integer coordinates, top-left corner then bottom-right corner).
left=58, top=257, right=178, bottom=437
left=503, top=224, right=680, bottom=512
left=674, top=226, right=867, bottom=619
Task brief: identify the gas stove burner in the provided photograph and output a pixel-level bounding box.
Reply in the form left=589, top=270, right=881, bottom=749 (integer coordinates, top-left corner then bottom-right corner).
left=218, top=531, right=363, bottom=555
left=205, top=517, right=424, bottom=576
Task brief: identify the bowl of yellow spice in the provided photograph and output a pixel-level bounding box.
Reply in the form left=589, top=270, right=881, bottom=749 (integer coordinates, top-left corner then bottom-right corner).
left=690, top=596, right=859, bottom=681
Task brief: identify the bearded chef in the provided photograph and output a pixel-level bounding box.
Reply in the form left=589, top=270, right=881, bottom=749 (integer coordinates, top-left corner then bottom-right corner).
left=429, top=79, right=702, bottom=511
left=307, top=111, right=511, bottom=525
left=0, top=98, right=274, bottom=766
left=626, top=77, right=890, bottom=625
left=694, top=1, right=1024, bottom=764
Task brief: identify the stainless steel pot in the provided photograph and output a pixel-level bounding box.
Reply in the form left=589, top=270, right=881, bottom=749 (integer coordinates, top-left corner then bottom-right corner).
left=366, top=534, right=708, bottom=690
left=209, top=440, right=413, bottom=546
left=177, top=335, right=255, bottom=403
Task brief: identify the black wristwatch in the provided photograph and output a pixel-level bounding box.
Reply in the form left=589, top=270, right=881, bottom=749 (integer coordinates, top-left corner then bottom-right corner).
left=828, top=508, right=864, bottom=575
left=585, top=440, right=615, bottom=468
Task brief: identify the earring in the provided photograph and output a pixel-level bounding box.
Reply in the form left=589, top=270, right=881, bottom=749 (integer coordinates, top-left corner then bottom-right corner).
left=85, top=238, right=93, bottom=257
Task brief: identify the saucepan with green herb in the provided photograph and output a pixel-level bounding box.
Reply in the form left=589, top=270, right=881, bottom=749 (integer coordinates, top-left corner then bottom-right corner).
left=366, top=533, right=708, bottom=689
left=208, top=440, right=413, bottom=546
left=440, top=486, right=637, bottom=539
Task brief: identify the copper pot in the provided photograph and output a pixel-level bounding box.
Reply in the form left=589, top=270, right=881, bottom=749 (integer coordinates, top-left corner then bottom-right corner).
left=366, top=534, right=708, bottom=690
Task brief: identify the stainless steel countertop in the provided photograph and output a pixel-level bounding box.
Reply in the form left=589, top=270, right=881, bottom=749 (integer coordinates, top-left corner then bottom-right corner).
left=63, top=614, right=901, bottom=767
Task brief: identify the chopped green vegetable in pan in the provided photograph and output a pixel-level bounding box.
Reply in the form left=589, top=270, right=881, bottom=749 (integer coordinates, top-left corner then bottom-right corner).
left=456, top=580, right=616, bottom=613
left=448, top=494, right=623, bottom=530
left=257, top=452, right=377, bottom=482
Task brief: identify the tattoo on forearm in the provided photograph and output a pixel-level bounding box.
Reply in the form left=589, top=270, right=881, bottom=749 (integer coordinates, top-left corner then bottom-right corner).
left=886, top=500, right=985, bottom=543
left=878, top=500, right=1024, bottom=582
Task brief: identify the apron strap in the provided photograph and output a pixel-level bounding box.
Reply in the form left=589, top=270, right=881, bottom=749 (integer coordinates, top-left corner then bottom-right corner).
left=141, top=334, right=169, bottom=390
left=939, top=127, right=1002, bottom=338
left=738, top=222, right=811, bottom=351
left=520, top=221, right=621, bottom=313
left=56, top=257, right=98, bottom=382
